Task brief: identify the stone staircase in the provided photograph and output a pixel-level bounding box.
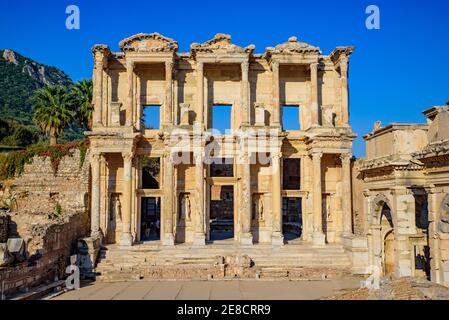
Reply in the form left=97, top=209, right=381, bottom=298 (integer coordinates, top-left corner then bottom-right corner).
left=94, top=242, right=353, bottom=281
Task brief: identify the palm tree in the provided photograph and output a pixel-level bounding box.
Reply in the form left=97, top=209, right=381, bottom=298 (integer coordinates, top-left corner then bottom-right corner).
left=32, top=86, right=75, bottom=145
left=69, top=79, right=93, bottom=130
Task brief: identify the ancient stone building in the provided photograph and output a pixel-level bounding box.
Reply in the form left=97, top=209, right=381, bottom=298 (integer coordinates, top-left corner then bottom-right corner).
left=87, top=33, right=358, bottom=251
left=355, top=105, right=449, bottom=287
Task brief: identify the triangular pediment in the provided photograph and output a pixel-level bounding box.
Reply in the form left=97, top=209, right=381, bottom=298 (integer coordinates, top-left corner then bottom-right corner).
left=190, top=33, right=255, bottom=56
left=266, top=36, right=321, bottom=56
left=119, top=33, right=178, bottom=53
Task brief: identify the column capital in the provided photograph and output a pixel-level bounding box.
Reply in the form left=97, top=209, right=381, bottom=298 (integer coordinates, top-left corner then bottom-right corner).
left=340, top=152, right=352, bottom=162
left=196, top=61, right=204, bottom=72
left=90, top=152, right=102, bottom=162
left=272, top=151, right=283, bottom=159
left=311, top=151, right=323, bottom=160
left=126, top=60, right=135, bottom=69
left=310, top=62, right=319, bottom=70
left=122, top=152, right=134, bottom=162
left=241, top=60, right=249, bottom=71
left=271, top=60, right=279, bottom=72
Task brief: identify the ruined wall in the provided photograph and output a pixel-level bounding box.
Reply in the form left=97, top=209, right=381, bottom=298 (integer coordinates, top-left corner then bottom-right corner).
left=0, top=214, right=9, bottom=243
left=0, top=212, right=87, bottom=297
left=0, top=149, right=90, bottom=297
left=7, top=149, right=90, bottom=216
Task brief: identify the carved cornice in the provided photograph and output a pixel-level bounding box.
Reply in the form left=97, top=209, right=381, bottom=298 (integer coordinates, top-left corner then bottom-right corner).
left=266, top=36, right=321, bottom=57
left=329, top=46, right=355, bottom=64
left=413, top=140, right=449, bottom=161
left=119, top=33, right=179, bottom=53
left=190, top=33, right=255, bottom=57
left=92, top=44, right=110, bottom=56
left=359, top=157, right=424, bottom=173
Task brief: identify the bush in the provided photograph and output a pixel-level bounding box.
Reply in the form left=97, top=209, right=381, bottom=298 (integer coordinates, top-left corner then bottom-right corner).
left=0, top=139, right=89, bottom=180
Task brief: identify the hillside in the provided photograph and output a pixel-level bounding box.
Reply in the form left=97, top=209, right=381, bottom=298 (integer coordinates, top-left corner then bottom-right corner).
left=0, top=49, right=73, bottom=124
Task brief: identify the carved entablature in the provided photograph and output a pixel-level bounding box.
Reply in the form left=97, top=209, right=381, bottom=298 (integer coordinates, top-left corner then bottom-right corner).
left=359, top=157, right=424, bottom=178
left=190, top=33, right=255, bottom=58
left=119, top=33, right=179, bottom=53
left=413, top=141, right=449, bottom=161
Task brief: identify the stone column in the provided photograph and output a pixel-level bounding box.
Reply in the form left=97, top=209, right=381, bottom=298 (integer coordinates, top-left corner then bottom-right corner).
left=241, top=60, right=250, bottom=126
left=93, top=57, right=104, bottom=126
left=162, top=152, right=175, bottom=246
left=120, top=152, right=133, bottom=246
left=310, top=62, right=319, bottom=127
left=312, top=152, right=325, bottom=245
left=125, top=60, right=134, bottom=127
left=341, top=153, right=353, bottom=236
left=271, top=152, right=284, bottom=246
left=340, top=57, right=349, bottom=126
left=164, top=61, right=174, bottom=126
left=90, top=153, right=102, bottom=239
left=196, top=61, right=204, bottom=125
left=271, top=61, right=280, bottom=126
left=240, top=153, right=253, bottom=245
left=193, top=151, right=206, bottom=246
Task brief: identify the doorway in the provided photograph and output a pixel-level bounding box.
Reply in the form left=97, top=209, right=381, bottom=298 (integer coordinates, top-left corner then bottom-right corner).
left=282, top=197, right=303, bottom=241
left=384, top=230, right=395, bottom=276
left=209, top=185, right=234, bottom=241
left=140, top=197, right=161, bottom=241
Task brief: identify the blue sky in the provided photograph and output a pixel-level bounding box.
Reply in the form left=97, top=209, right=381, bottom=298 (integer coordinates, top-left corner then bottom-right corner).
left=1, top=0, right=448, bottom=156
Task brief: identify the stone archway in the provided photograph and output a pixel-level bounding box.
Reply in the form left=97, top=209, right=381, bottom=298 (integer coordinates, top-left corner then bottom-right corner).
left=370, top=194, right=395, bottom=277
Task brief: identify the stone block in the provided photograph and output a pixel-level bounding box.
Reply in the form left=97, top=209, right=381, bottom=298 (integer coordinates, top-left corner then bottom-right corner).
left=0, top=243, right=13, bottom=267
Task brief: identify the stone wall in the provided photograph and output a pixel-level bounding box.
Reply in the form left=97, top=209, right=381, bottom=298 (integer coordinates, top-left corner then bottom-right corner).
left=0, top=212, right=87, bottom=297
left=6, top=149, right=90, bottom=216
left=0, top=149, right=90, bottom=297
left=0, top=214, right=9, bottom=243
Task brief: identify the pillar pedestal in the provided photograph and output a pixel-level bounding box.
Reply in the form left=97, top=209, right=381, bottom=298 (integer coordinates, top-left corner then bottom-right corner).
left=312, top=231, right=326, bottom=246
left=119, top=231, right=133, bottom=247
left=192, top=233, right=206, bottom=247
left=162, top=234, right=175, bottom=246
left=240, top=233, right=253, bottom=246
left=271, top=232, right=284, bottom=246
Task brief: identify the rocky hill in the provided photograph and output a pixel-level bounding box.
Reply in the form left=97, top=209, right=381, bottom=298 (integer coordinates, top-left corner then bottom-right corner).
left=0, top=49, right=73, bottom=124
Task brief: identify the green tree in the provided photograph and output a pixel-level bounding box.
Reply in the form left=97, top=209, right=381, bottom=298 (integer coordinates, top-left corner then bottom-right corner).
left=69, top=79, right=93, bottom=130
left=32, top=86, right=75, bottom=145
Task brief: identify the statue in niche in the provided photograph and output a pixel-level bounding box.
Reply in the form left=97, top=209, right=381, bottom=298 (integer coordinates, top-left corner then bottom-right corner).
left=180, top=194, right=191, bottom=221
left=110, top=194, right=122, bottom=223
left=254, top=196, right=264, bottom=221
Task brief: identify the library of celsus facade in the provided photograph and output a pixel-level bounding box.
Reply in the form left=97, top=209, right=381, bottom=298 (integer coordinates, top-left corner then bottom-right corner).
left=87, top=33, right=358, bottom=249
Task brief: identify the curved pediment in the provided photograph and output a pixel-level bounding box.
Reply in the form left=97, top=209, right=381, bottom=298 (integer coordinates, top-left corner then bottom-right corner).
left=190, top=33, right=255, bottom=56
left=119, top=33, right=178, bottom=53
left=266, top=36, right=321, bottom=56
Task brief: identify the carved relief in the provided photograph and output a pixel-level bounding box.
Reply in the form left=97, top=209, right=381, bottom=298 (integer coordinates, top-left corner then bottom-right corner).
left=119, top=33, right=179, bottom=53
left=190, top=33, right=255, bottom=56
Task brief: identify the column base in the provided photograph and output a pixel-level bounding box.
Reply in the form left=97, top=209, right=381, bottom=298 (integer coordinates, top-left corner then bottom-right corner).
left=240, top=233, right=253, bottom=246
left=192, top=233, right=206, bottom=247
left=119, top=233, right=133, bottom=247
left=312, top=231, right=326, bottom=246
left=271, top=232, right=284, bottom=247
left=162, top=234, right=175, bottom=246
left=90, top=230, right=103, bottom=243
